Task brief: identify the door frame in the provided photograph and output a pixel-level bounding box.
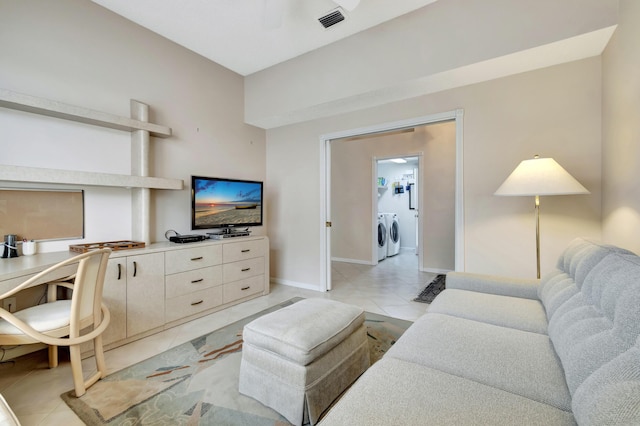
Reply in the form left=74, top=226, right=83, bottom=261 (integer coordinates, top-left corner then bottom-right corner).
left=319, top=109, right=464, bottom=291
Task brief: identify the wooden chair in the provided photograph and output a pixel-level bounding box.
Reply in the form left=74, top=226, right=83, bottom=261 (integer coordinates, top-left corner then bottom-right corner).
left=0, top=249, right=111, bottom=397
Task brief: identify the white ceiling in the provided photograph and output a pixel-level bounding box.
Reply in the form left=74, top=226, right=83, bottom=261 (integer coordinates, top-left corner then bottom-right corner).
left=90, top=0, right=439, bottom=76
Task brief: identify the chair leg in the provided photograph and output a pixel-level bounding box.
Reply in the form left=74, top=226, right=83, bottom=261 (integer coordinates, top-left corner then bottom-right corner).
left=93, top=335, right=107, bottom=380
left=48, top=345, right=58, bottom=368
left=69, top=344, right=86, bottom=397
left=69, top=338, right=108, bottom=398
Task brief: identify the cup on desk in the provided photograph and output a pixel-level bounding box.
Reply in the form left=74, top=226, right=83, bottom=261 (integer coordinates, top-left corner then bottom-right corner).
left=22, top=241, right=36, bottom=256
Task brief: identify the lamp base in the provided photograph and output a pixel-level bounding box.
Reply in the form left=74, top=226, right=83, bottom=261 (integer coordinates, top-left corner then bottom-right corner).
left=535, top=195, right=540, bottom=279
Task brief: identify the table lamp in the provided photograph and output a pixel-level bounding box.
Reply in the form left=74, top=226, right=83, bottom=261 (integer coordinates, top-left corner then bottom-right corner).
left=495, top=155, right=589, bottom=278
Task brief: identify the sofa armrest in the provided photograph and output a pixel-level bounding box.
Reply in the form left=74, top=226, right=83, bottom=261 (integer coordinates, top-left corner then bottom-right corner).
left=445, top=272, right=539, bottom=300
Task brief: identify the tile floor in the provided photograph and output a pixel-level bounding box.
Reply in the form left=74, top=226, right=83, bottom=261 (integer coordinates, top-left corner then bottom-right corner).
left=0, top=251, right=436, bottom=425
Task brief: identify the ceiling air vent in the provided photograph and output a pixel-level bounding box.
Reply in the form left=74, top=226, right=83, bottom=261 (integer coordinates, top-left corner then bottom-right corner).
left=318, top=8, right=346, bottom=29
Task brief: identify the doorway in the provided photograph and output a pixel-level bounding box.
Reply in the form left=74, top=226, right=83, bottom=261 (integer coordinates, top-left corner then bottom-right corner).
left=376, top=155, right=420, bottom=262
left=320, top=110, right=464, bottom=291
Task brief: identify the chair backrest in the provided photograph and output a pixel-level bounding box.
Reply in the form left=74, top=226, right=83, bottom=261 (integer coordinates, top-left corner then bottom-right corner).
left=66, top=249, right=111, bottom=337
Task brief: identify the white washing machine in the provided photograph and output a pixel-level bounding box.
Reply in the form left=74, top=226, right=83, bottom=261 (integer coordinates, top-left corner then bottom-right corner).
left=377, top=214, right=387, bottom=261
left=385, top=213, right=401, bottom=257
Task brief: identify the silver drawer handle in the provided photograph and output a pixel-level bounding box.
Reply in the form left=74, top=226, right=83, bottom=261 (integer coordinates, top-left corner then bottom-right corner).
left=241, top=286, right=250, bottom=291
left=241, top=249, right=250, bottom=253
left=241, top=267, right=251, bottom=272
left=191, top=300, right=203, bottom=306
left=191, top=278, right=204, bottom=284
left=191, top=256, right=203, bottom=261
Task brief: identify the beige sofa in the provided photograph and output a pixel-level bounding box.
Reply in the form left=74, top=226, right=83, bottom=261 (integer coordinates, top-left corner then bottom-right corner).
left=319, top=238, right=640, bottom=425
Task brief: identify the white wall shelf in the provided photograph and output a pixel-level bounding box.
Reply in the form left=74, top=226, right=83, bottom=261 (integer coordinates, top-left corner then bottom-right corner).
left=0, top=89, right=182, bottom=243
left=0, top=165, right=183, bottom=190
left=0, top=88, right=171, bottom=137
left=0, top=88, right=182, bottom=191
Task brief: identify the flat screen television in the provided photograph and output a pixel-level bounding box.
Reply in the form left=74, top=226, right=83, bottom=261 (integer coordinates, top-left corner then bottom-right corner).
left=191, top=175, right=264, bottom=231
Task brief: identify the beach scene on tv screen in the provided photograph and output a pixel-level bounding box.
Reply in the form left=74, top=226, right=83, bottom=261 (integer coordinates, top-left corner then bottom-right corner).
left=194, top=179, right=262, bottom=227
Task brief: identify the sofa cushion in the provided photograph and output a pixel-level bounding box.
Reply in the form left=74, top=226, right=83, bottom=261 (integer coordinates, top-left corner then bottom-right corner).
left=555, top=238, right=594, bottom=274
left=571, top=340, right=640, bottom=425
left=538, top=272, right=575, bottom=320
left=385, top=313, right=572, bottom=411
left=318, top=357, right=576, bottom=426
left=553, top=238, right=632, bottom=280
left=548, top=252, right=640, bottom=396
left=427, top=289, right=548, bottom=334
left=538, top=238, right=633, bottom=322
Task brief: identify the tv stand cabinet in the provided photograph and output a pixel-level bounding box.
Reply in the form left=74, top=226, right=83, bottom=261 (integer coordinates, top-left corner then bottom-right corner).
left=100, top=236, right=270, bottom=353
left=0, top=236, right=269, bottom=359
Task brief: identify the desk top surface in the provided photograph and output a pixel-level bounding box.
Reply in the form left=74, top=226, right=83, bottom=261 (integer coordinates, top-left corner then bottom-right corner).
left=0, top=235, right=267, bottom=284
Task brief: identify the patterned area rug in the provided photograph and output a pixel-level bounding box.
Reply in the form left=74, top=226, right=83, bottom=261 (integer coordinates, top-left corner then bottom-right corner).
left=413, top=274, right=446, bottom=303
left=61, top=298, right=412, bottom=425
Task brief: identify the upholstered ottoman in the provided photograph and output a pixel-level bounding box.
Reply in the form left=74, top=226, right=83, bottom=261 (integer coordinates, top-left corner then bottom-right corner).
left=239, top=298, right=370, bottom=425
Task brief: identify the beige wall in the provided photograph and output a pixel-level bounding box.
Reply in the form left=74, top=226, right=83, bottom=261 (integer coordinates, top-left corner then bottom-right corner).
left=330, top=122, right=455, bottom=272
left=246, top=0, right=617, bottom=129
left=0, top=0, right=266, bottom=251
left=267, top=58, right=602, bottom=289
left=602, top=0, right=640, bottom=252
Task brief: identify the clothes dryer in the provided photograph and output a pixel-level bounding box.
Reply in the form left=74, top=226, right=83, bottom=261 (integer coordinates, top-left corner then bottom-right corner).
left=385, top=213, right=400, bottom=257
left=377, top=214, right=387, bottom=261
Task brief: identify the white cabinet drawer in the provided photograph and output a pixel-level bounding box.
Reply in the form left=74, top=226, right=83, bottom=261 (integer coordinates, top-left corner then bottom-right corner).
left=222, top=239, right=265, bottom=263
left=223, top=275, right=264, bottom=304
left=165, top=266, right=222, bottom=299
left=165, top=286, right=223, bottom=323
left=223, top=257, right=264, bottom=283
left=165, top=245, right=222, bottom=275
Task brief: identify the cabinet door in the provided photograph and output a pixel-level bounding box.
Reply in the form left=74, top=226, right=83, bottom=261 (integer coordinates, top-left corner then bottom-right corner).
left=126, top=252, right=165, bottom=337
left=101, top=258, right=127, bottom=346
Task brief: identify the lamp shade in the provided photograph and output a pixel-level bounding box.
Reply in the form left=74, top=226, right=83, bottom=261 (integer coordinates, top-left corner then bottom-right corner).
left=495, top=157, right=589, bottom=196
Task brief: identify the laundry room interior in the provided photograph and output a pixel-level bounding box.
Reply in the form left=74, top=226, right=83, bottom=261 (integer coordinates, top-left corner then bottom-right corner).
left=377, top=157, right=419, bottom=260
left=330, top=119, right=457, bottom=273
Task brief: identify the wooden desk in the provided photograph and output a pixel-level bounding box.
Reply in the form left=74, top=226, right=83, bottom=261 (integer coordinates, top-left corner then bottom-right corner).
left=0, top=251, right=78, bottom=296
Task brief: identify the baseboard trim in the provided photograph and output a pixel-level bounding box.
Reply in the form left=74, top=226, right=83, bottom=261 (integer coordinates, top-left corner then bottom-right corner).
left=270, top=277, right=322, bottom=292
left=422, top=267, right=452, bottom=274
left=331, top=257, right=374, bottom=265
